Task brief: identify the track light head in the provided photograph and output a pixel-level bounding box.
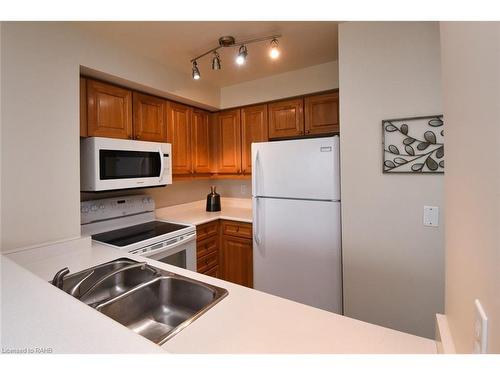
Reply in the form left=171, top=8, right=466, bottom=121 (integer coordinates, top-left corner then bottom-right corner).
left=212, top=51, right=221, bottom=70
left=236, top=45, right=248, bottom=65
left=269, top=38, right=280, bottom=59
left=192, top=60, right=200, bottom=80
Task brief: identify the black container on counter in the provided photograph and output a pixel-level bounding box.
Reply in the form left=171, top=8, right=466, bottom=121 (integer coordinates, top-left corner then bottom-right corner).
left=206, top=186, right=221, bottom=212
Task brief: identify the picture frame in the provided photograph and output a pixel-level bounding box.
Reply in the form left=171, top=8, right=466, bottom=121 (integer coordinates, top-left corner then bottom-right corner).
left=382, top=115, right=444, bottom=174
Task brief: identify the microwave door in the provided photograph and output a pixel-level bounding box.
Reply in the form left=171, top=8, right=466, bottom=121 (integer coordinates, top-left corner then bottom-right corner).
left=80, top=137, right=172, bottom=191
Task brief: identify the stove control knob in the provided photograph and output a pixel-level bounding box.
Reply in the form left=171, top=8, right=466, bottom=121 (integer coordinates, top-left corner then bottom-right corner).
left=99, top=204, right=105, bottom=210
left=81, top=207, right=89, bottom=214
left=90, top=205, right=98, bottom=212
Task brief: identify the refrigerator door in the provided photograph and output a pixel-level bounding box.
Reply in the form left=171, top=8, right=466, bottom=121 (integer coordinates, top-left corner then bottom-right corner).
left=253, top=197, right=342, bottom=313
left=252, top=136, right=340, bottom=201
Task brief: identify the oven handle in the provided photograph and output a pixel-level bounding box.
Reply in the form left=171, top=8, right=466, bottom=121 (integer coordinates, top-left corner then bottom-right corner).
left=158, top=147, right=165, bottom=180
left=137, top=232, right=197, bottom=258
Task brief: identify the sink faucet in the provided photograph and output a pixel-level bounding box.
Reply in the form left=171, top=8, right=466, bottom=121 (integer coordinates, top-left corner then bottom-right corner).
left=51, top=267, right=70, bottom=289
left=77, top=262, right=150, bottom=301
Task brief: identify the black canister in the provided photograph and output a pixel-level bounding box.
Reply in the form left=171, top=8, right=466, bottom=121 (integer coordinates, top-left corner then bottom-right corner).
left=206, top=186, right=221, bottom=212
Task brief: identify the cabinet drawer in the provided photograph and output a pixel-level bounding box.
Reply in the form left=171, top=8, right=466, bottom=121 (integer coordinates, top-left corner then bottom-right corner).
left=203, top=266, right=219, bottom=278
left=197, top=236, right=218, bottom=259
left=221, top=220, right=252, bottom=239
left=197, top=251, right=218, bottom=273
left=196, top=221, right=218, bottom=242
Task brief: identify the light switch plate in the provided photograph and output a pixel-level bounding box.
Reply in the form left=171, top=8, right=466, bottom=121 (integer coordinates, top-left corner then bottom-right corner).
left=240, top=184, right=247, bottom=195
left=473, top=299, right=488, bottom=353
left=423, top=206, right=439, bottom=227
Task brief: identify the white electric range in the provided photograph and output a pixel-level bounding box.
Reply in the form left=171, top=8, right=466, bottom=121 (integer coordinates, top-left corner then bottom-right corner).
left=81, top=195, right=196, bottom=271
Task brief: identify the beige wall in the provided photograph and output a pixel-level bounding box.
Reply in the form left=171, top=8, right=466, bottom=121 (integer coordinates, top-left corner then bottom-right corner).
left=440, top=22, right=500, bottom=353
left=1, top=22, right=219, bottom=251
left=81, top=179, right=252, bottom=208
left=220, top=61, right=338, bottom=109
left=339, top=22, right=444, bottom=338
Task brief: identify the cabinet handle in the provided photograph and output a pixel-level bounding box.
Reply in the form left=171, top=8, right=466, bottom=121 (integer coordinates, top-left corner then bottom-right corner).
left=305, top=130, right=310, bottom=134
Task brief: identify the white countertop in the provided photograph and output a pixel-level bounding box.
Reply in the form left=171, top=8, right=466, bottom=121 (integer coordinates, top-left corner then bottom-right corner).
left=3, top=235, right=436, bottom=354
left=155, top=198, right=252, bottom=226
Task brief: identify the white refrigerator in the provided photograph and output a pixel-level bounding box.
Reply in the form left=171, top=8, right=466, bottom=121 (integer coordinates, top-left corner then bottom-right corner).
left=252, top=136, right=342, bottom=313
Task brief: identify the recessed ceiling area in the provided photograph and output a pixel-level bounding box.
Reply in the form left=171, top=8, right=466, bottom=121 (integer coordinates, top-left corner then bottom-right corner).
left=75, top=21, right=339, bottom=88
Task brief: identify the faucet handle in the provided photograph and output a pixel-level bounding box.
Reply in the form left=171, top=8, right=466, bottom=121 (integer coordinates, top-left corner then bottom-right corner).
left=51, top=267, right=70, bottom=289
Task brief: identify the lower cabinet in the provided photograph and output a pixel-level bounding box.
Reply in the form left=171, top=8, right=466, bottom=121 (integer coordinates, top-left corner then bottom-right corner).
left=195, top=219, right=253, bottom=288
left=220, top=233, right=253, bottom=288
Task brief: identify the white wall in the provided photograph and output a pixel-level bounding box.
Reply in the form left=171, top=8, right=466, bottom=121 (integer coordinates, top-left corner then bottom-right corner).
left=220, top=61, right=338, bottom=108
left=339, top=22, right=444, bottom=338
left=1, top=22, right=219, bottom=251
left=440, top=22, right=500, bottom=353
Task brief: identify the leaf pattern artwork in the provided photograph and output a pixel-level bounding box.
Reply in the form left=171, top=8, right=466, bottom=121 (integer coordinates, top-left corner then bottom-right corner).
left=383, top=115, right=444, bottom=173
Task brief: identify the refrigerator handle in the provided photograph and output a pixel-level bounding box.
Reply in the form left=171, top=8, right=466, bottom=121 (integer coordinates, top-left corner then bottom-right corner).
left=254, top=150, right=261, bottom=197
left=253, top=197, right=261, bottom=245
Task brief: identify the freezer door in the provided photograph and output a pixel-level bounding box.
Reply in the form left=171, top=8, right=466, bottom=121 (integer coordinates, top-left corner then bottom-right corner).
left=252, top=136, right=340, bottom=201
left=253, top=197, right=342, bottom=313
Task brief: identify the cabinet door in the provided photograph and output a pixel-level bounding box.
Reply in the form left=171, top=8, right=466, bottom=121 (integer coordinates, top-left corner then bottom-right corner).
left=87, top=79, right=132, bottom=139
left=133, top=92, right=166, bottom=142
left=241, top=104, right=268, bottom=174
left=268, top=98, right=304, bottom=139
left=220, top=235, right=253, bottom=288
left=166, top=102, right=192, bottom=175
left=304, top=92, right=339, bottom=135
left=192, top=109, right=211, bottom=174
left=80, top=77, right=87, bottom=137
left=217, top=109, right=242, bottom=174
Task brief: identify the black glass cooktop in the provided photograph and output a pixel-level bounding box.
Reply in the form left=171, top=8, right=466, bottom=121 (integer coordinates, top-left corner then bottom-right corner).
left=92, top=221, right=189, bottom=247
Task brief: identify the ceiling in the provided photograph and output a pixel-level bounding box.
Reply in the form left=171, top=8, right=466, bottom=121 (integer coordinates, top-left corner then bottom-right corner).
left=75, top=21, right=339, bottom=88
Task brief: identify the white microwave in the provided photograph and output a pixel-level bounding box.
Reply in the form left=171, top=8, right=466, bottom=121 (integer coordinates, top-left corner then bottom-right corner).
left=80, top=137, right=172, bottom=192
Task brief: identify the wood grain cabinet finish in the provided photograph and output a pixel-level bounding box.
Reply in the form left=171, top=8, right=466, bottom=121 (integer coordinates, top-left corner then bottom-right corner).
left=216, top=109, right=242, bottom=174
left=87, top=79, right=133, bottom=139
left=196, top=220, right=219, bottom=242
left=166, top=101, right=193, bottom=175
left=132, top=92, right=166, bottom=142
left=220, top=234, right=253, bottom=288
left=241, top=104, right=268, bottom=174
left=192, top=109, right=211, bottom=174
left=221, top=220, right=252, bottom=239
left=304, top=92, right=339, bottom=135
left=196, top=221, right=220, bottom=276
left=80, top=77, right=87, bottom=137
left=268, top=98, right=304, bottom=139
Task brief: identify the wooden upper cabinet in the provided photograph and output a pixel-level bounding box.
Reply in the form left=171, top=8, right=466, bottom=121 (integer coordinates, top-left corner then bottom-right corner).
left=80, top=78, right=87, bottom=137
left=268, top=98, right=304, bottom=139
left=87, top=79, right=132, bottom=139
left=216, top=109, right=242, bottom=174
left=192, top=109, right=211, bottom=174
left=241, top=104, right=268, bottom=174
left=133, top=92, right=166, bottom=142
left=304, top=92, right=339, bottom=135
left=166, top=101, right=193, bottom=175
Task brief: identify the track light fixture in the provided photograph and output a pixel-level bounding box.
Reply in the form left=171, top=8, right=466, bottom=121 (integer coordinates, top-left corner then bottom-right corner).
left=190, top=34, right=281, bottom=80
left=211, top=51, right=221, bottom=70
left=269, top=38, right=280, bottom=59
left=235, top=45, right=248, bottom=65
left=192, top=60, right=200, bottom=80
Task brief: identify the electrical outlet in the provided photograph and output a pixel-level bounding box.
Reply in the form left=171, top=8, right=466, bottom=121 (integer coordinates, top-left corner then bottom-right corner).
left=473, top=299, right=488, bottom=353
left=423, top=206, right=439, bottom=227
left=240, top=184, right=247, bottom=195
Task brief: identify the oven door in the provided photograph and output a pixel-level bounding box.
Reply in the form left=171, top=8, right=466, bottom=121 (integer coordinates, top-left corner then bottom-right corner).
left=80, top=137, right=172, bottom=191
left=132, top=232, right=197, bottom=271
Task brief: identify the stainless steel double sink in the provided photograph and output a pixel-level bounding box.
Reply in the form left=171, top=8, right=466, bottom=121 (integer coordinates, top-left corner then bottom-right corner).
left=54, top=258, right=228, bottom=345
